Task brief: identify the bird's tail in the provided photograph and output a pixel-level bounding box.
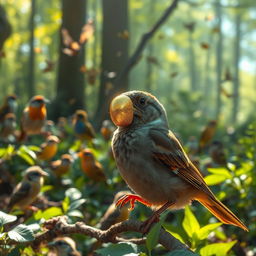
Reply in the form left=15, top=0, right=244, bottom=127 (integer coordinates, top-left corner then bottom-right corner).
left=198, top=196, right=248, bottom=231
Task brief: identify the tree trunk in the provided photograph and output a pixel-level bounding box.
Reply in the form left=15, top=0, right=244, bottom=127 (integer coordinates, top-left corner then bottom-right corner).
left=0, top=5, right=11, bottom=52
left=51, top=0, right=86, bottom=119
left=28, top=0, right=36, bottom=98
left=215, top=1, right=223, bottom=120
left=232, top=13, right=241, bottom=124
left=94, top=0, right=128, bottom=128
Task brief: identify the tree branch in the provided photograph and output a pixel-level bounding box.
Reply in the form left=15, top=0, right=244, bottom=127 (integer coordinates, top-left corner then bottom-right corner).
left=5, top=216, right=195, bottom=253
left=115, top=0, right=179, bottom=89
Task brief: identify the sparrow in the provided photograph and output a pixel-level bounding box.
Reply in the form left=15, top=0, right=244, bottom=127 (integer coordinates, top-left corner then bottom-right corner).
left=198, top=120, right=217, bottom=151
left=100, top=120, right=115, bottom=141
left=0, top=113, right=17, bottom=140
left=50, top=154, right=73, bottom=177
left=48, top=237, right=81, bottom=256
left=78, top=149, right=106, bottom=183
left=37, top=135, right=60, bottom=161
left=72, top=110, right=96, bottom=141
left=110, top=91, right=248, bottom=232
left=19, top=95, right=49, bottom=141
left=8, top=166, right=48, bottom=211
left=209, top=140, right=227, bottom=166
left=0, top=94, right=17, bottom=123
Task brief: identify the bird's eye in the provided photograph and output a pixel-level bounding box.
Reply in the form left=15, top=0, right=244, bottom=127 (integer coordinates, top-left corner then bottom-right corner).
left=139, top=97, right=146, bottom=105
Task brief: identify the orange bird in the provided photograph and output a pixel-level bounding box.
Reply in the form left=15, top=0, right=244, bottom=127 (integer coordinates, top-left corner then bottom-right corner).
left=198, top=120, right=217, bottom=151
left=37, top=135, right=60, bottom=161
left=72, top=110, right=96, bottom=141
left=0, top=113, right=17, bottom=140
left=19, top=95, right=49, bottom=140
left=50, top=154, right=73, bottom=177
left=79, top=149, right=106, bottom=182
left=0, top=94, right=17, bottom=123
left=100, top=120, right=115, bottom=141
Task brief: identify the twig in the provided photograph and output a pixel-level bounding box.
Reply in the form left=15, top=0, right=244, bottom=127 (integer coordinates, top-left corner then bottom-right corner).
left=3, top=216, right=194, bottom=253
left=115, top=0, right=179, bottom=89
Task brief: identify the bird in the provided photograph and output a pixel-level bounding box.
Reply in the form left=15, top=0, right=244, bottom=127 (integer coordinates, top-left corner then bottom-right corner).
left=50, top=154, right=73, bottom=177
left=7, top=166, right=48, bottom=211
left=0, top=94, right=17, bottom=123
left=42, top=120, right=56, bottom=136
left=100, top=120, right=115, bottom=141
left=78, top=148, right=106, bottom=183
left=37, top=135, right=60, bottom=161
left=48, top=237, right=81, bottom=256
left=99, top=190, right=131, bottom=230
left=198, top=120, right=217, bottom=151
left=19, top=95, right=49, bottom=140
left=72, top=110, right=96, bottom=141
left=209, top=141, right=227, bottom=166
left=109, top=90, right=248, bottom=233
left=0, top=113, right=17, bottom=140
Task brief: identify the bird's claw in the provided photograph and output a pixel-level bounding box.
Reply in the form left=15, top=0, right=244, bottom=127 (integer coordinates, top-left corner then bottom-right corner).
left=116, top=194, right=151, bottom=211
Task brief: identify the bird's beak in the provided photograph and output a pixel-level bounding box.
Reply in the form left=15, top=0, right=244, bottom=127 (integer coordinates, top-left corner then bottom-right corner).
left=40, top=170, right=49, bottom=177
left=110, top=94, right=134, bottom=127
left=43, top=98, right=50, bottom=104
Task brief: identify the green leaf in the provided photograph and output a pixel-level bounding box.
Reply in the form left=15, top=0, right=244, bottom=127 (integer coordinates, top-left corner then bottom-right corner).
left=34, top=207, right=63, bottom=220
left=197, top=223, right=222, bottom=240
left=96, top=242, right=138, bottom=256
left=182, top=206, right=200, bottom=238
left=16, top=150, right=35, bottom=165
left=146, top=222, right=162, bottom=255
left=164, top=249, right=198, bottom=256
left=69, top=199, right=86, bottom=211
left=207, top=168, right=232, bottom=178
left=65, top=187, right=82, bottom=201
left=62, top=197, right=70, bottom=213
left=200, top=241, right=237, bottom=256
left=0, top=211, right=17, bottom=226
left=8, top=224, right=34, bottom=242
left=67, top=210, right=84, bottom=218
left=204, top=174, right=226, bottom=186
left=41, top=185, right=53, bottom=193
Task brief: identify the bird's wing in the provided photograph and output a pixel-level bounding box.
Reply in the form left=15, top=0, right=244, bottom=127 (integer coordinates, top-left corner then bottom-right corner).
left=9, top=182, right=31, bottom=208
left=84, top=121, right=96, bottom=138
left=149, top=128, right=213, bottom=196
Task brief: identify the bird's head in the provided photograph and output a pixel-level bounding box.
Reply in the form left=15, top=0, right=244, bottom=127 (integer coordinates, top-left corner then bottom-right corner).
left=61, top=154, right=73, bottom=166
left=29, top=95, right=49, bottom=108
left=24, top=166, right=48, bottom=183
left=48, top=237, right=77, bottom=256
left=6, top=94, right=17, bottom=112
left=3, top=113, right=16, bottom=127
left=110, top=91, right=168, bottom=128
left=46, top=135, right=60, bottom=145
left=74, top=110, right=87, bottom=121
left=78, top=149, right=94, bottom=161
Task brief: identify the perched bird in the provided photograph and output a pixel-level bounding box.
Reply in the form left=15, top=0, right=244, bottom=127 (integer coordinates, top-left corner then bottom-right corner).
left=8, top=166, right=48, bottom=211
left=209, top=141, right=227, bottom=166
left=0, top=113, right=16, bottom=140
left=79, top=149, right=106, bottom=182
left=0, top=94, right=17, bottom=123
left=50, top=154, right=73, bottom=177
left=110, top=91, right=248, bottom=232
left=37, top=135, right=60, bottom=161
left=48, top=237, right=81, bottom=256
left=72, top=110, right=96, bottom=141
left=19, top=95, right=49, bottom=140
left=99, top=190, right=131, bottom=230
left=57, top=117, right=69, bottom=139
left=100, top=120, right=115, bottom=141
left=42, top=120, right=55, bottom=136
left=198, top=120, right=217, bottom=151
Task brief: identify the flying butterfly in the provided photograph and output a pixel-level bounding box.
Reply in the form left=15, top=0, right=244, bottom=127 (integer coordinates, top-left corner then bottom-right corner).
left=62, top=19, right=94, bottom=56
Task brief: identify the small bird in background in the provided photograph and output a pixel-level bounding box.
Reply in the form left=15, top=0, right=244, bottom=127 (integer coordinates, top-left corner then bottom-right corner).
left=50, top=154, right=73, bottom=177
left=99, top=190, right=131, bottom=230
left=0, top=94, right=17, bottom=123
left=79, top=149, right=106, bottom=183
left=57, top=117, right=69, bottom=139
left=100, top=120, right=115, bottom=141
left=7, top=166, right=48, bottom=211
left=19, top=95, right=49, bottom=141
left=42, top=120, right=55, bottom=136
left=0, top=113, right=17, bottom=140
left=37, top=135, right=60, bottom=161
left=209, top=140, right=227, bottom=166
left=72, top=110, right=96, bottom=142
left=48, top=237, right=81, bottom=256
left=198, top=120, right=217, bottom=151
left=110, top=91, right=247, bottom=232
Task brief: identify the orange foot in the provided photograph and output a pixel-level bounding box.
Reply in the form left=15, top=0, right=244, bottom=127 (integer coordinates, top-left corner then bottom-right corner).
left=116, top=194, right=152, bottom=210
